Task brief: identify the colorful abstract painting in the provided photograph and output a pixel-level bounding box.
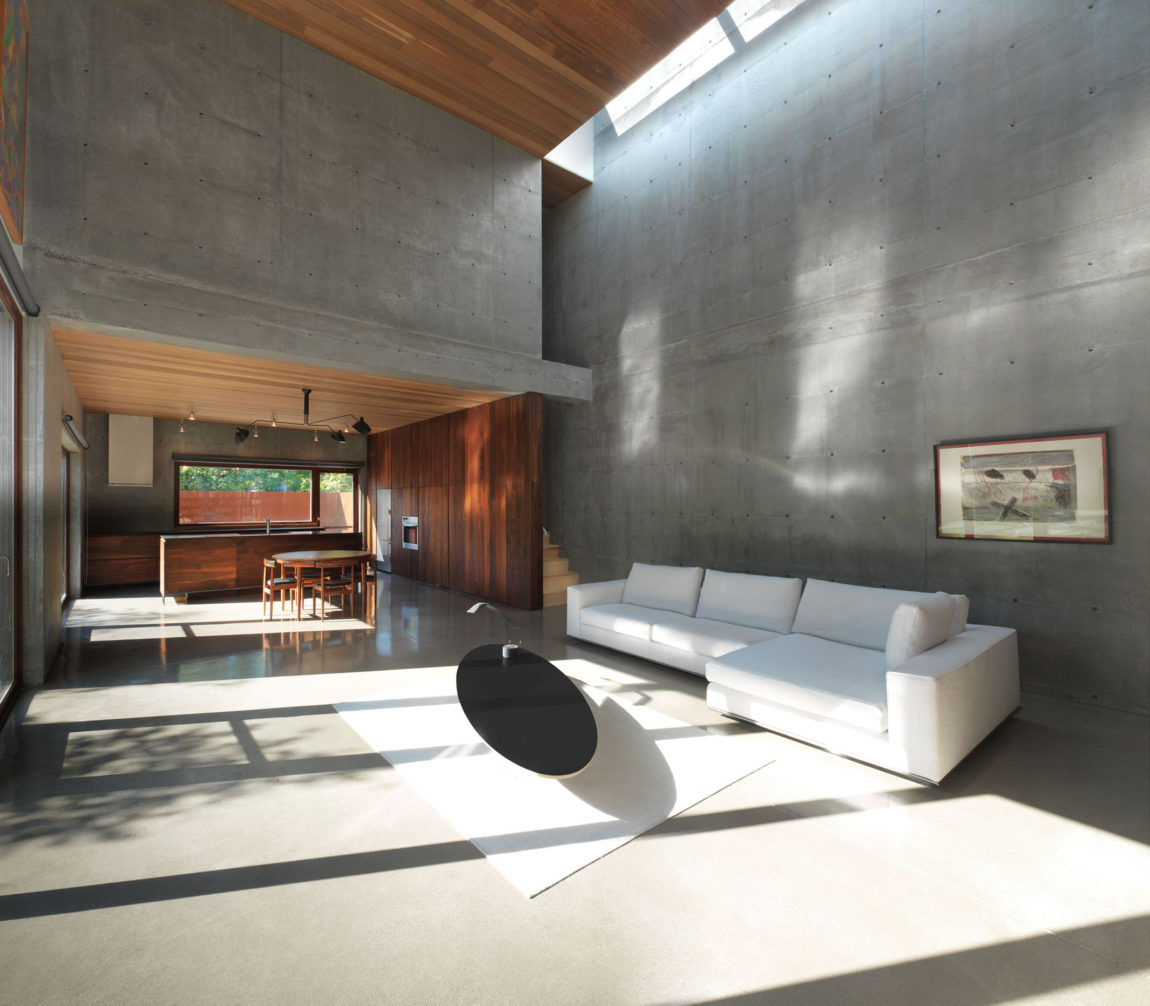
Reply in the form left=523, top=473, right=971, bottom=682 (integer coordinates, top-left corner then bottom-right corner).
left=0, top=0, right=28, bottom=244
left=935, top=432, right=1110, bottom=543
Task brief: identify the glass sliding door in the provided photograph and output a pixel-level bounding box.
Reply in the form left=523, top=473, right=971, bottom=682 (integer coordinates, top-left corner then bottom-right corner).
left=0, top=290, right=18, bottom=719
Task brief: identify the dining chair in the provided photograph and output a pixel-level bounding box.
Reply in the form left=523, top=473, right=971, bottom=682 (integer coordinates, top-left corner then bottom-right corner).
left=308, top=564, right=354, bottom=620
left=361, top=560, right=377, bottom=612
left=261, top=558, right=297, bottom=618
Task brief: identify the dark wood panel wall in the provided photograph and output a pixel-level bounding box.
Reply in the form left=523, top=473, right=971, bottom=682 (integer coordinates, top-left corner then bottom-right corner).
left=85, top=534, right=162, bottom=586
left=366, top=394, right=543, bottom=610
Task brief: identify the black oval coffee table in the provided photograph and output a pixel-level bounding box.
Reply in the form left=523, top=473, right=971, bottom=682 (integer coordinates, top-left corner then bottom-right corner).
left=456, top=644, right=598, bottom=778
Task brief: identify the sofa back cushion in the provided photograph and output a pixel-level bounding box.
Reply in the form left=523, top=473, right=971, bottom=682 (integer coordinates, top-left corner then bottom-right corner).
left=949, top=594, right=970, bottom=636
left=695, top=570, right=803, bottom=634
left=791, top=579, right=954, bottom=651
left=622, top=562, right=705, bottom=616
left=885, top=593, right=957, bottom=667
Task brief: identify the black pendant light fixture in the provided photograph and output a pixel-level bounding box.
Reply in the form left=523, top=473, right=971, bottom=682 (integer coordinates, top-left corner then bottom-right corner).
left=234, top=388, right=372, bottom=445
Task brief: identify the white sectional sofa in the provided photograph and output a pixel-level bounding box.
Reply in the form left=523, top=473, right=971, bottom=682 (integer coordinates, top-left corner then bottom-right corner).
left=567, top=563, right=1020, bottom=784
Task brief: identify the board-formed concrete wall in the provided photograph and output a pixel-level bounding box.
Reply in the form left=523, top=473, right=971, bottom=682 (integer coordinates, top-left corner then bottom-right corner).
left=22, top=0, right=585, bottom=397
left=543, top=0, right=1150, bottom=711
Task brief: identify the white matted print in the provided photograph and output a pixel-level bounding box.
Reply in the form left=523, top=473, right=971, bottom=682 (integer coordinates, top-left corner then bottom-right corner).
left=935, top=432, right=1109, bottom=543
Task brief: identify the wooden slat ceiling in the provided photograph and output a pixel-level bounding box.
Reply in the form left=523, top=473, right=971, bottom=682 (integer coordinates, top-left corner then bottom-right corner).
left=219, top=0, right=732, bottom=158
left=54, top=328, right=506, bottom=434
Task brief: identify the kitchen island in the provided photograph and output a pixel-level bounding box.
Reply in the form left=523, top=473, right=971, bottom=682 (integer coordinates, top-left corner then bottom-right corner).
left=160, top=530, right=363, bottom=601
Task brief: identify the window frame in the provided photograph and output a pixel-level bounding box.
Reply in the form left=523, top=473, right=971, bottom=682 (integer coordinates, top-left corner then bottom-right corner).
left=173, top=457, right=360, bottom=532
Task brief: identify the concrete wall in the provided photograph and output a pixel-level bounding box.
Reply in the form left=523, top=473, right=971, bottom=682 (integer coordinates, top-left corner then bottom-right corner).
left=21, top=320, right=84, bottom=686
left=83, top=415, right=366, bottom=535
left=543, top=1, right=1150, bottom=711
left=22, top=0, right=587, bottom=401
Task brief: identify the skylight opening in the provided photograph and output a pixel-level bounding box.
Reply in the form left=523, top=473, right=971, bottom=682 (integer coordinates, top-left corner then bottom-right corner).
left=606, top=18, right=735, bottom=136
left=727, top=0, right=806, bottom=44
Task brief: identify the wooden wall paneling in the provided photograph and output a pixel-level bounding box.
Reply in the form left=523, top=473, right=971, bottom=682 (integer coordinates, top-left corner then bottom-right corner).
left=445, top=410, right=467, bottom=593
left=391, top=424, right=414, bottom=489
left=370, top=428, right=393, bottom=486
left=424, top=413, right=452, bottom=488
left=463, top=403, right=492, bottom=598
left=506, top=476, right=543, bottom=610
left=449, top=481, right=466, bottom=598
left=423, top=484, right=450, bottom=588
left=366, top=393, right=544, bottom=608
left=85, top=534, right=161, bottom=586
left=447, top=409, right=467, bottom=488
left=365, top=430, right=390, bottom=558
left=390, top=486, right=414, bottom=579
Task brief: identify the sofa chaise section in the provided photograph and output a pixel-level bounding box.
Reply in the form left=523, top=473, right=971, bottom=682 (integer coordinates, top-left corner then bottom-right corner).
left=569, top=565, right=1020, bottom=784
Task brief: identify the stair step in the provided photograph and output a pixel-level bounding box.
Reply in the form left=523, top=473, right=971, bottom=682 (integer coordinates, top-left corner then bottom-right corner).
left=540, top=530, right=576, bottom=607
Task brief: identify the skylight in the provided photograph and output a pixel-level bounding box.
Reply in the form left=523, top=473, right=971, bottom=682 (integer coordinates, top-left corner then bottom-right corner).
left=605, top=18, right=734, bottom=136
left=605, top=0, right=806, bottom=137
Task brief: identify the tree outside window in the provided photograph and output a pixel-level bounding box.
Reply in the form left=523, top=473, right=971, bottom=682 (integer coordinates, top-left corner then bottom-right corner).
left=177, top=464, right=356, bottom=529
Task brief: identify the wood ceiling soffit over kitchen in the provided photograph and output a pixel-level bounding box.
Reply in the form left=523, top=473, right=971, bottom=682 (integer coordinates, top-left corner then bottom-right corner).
left=53, top=327, right=507, bottom=433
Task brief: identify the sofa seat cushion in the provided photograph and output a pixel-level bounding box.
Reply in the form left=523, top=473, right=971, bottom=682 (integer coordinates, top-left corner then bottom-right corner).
left=651, top=614, right=778, bottom=658
left=580, top=603, right=667, bottom=640
left=695, top=570, right=803, bottom=634
left=706, top=634, right=889, bottom=733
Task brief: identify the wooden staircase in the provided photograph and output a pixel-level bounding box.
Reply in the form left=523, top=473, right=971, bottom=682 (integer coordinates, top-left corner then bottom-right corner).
left=542, top=530, right=579, bottom=607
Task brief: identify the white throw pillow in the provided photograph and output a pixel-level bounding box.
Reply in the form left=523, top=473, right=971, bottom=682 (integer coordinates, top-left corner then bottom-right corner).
left=695, top=570, right=803, bottom=634
left=949, top=594, right=970, bottom=636
left=885, top=592, right=956, bottom=668
left=622, top=562, right=705, bottom=616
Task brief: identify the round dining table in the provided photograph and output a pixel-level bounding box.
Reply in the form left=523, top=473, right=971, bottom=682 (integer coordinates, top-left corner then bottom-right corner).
left=271, top=549, right=373, bottom=620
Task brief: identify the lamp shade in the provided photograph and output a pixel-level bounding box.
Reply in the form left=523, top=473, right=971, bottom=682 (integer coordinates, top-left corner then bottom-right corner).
left=353, top=416, right=371, bottom=435
left=234, top=427, right=251, bottom=445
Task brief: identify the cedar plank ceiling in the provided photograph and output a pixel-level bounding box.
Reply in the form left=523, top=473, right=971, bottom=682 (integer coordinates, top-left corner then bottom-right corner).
left=53, top=329, right=505, bottom=434
left=219, top=0, right=732, bottom=157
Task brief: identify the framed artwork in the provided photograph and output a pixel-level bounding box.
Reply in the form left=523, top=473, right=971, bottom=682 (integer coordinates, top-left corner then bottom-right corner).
left=935, top=431, right=1110, bottom=543
left=0, top=0, right=28, bottom=244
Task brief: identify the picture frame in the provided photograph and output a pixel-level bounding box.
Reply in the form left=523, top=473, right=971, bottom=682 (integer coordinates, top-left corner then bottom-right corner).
left=0, top=0, right=28, bottom=244
left=935, top=431, right=1110, bottom=543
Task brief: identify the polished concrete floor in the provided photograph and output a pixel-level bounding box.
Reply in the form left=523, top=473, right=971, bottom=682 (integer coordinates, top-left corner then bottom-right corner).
left=1, top=575, right=1147, bottom=1005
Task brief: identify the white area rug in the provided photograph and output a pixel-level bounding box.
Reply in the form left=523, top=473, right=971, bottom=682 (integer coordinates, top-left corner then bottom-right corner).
left=336, top=660, right=774, bottom=897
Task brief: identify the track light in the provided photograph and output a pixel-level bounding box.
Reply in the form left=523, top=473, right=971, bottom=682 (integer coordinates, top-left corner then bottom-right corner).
left=187, top=405, right=197, bottom=422
left=234, top=389, right=372, bottom=442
